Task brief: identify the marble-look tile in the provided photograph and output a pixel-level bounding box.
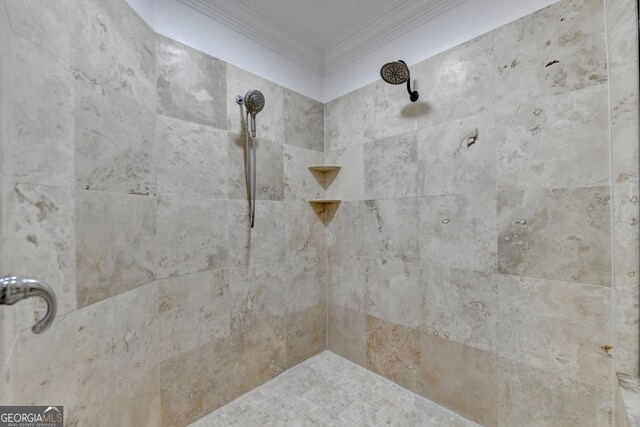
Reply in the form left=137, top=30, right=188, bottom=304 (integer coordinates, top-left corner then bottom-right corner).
left=328, top=256, right=371, bottom=311
left=421, top=333, right=498, bottom=427
left=76, top=191, right=155, bottom=307
left=284, top=255, right=325, bottom=315
left=160, top=337, right=231, bottom=426
left=227, top=133, right=284, bottom=201
left=227, top=200, right=285, bottom=266
left=75, top=0, right=156, bottom=110
left=3, top=36, right=74, bottom=187
left=156, top=114, right=227, bottom=200
left=4, top=0, right=77, bottom=64
left=498, top=359, right=612, bottom=427
left=363, top=198, right=420, bottom=263
left=609, top=9, right=640, bottom=184
left=496, top=84, right=609, bottom=191
left=498, top=186, right=611, bottom=286
left=229, top=317, right=287, bottom=398
left=421, top=193, right=497, bottom=272
left=156, top=35, right=226, bottom=128
left=418, top=112, right=496, bottom=197
left=326, top=201, right=365, bottom=258
left=227, top=64, right=284, bottom=142
left=6, top=283, right=160, bottom=426
left=75, top=83, right=155, bottom=195
left=158, top=270, right=230, bottom=360
left=283, top=88, right=324, bottom=152
left=227, top=261, right=286, bottom=333
left=156, top=197, right=228, bottom=278
left=1, top=182, right=76, bottom=330
left=364, top=131, right=420, bottom=199
left=324, top=75, right=422, bottom=152
left=366, top=315, right=420, bottom=393
left=286, top=304, right=326, bottom=368
left=365, top=259, right=422, bottom=329
left=607, top=0, right=636, bottom=32
left=414, top=34, right=494, bottom=128
left=496, top=275, right=612, bottom=388
left=613, top=182, right=640, bottom=375
left=494, top=0, right=607, bottom=107
left=618, top=373, right=640, bottom=427
left=284, top=200, right=325, bottom=258
left=284, top=144, right=324, bottom=201
left=328, top=305, right=367, bottom=367
left=423, top=266, right=497, bottom=353
left=324, top=145, right=365, bottom=201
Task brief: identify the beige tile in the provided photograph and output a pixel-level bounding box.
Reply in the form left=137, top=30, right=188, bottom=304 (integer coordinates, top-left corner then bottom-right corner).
left=494, top=0, right=607, bottom=106
left=328, top=256, right=371, bottom=311
left=284, top=200, right=326, bottom=258
left=423, top=266, right=498, bottom=353
left=286, top=304, right=326, bottom=368
left=498, top=359, right=612, bottom=427
left=414, top=34, right=494, bottom=128
left=498, top=186, right=611, bottom=286
left=228, top=261, right=286, bottom=334
left=496, top=84, right=609, bottom=191
left=156, top=35, right=226, bottom=128
left=326, top=201, right=365, bottom=259
left=325, top=145, right=365, bottom=201
left=284, top=255, right=326, bottom=315
left=365, top=259, right=422, bottom=329
left=421, top=193, right=497, bottom=273
left=421, top=333, right=498, bottom=427
left=366, top=315, right=420, bottom=393
left=284, top=144, right=324, bottom=201
left=156, top=114, right=227, bottom=200
left=76, top=191, right=155, bottom=307
left=497, top=275, right=612, bottom=388
left=160, top=337, right=231, bottom=426
left=283, top=88, right=324, bottom=152
left=418, top=112, right=496, bottom=197
left=156, top=197, right=228, bottom=278
left=158, top=270, right=230, bottom=360
left=6, top=283, right=160, bottom=426
left=614, top=182, right=640, bottom=375
left=1, top=182, right=76, bottom=330
left=328, top=304, right=367, bottom=367
left=229, top=317, right=287, bottom=398
left=363, top=198, right=420, bottom=263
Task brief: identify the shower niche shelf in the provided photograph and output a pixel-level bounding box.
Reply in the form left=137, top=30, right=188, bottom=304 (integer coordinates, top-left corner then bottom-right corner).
left=308, top=166, right=341, bottom=173
left=308, top=199, right=341, bottom=204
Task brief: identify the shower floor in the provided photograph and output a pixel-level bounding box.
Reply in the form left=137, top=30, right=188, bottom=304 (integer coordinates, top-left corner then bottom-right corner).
left=189, top=351, right=479, bottom=426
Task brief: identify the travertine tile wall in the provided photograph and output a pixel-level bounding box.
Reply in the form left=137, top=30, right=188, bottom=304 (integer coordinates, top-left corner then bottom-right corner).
left=0, top=0, right=325, bottom=425
left=325, top=0, right=639, bottom=425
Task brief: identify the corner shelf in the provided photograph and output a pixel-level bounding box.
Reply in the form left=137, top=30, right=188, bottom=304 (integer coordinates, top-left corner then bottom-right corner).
left=308, top=166, right=341, bottom=173
left=308, top=199, right=341, bottom=204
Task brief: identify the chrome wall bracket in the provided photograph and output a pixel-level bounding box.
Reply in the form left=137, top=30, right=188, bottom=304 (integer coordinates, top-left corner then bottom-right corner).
left=0, top=275, right=57, bottom=334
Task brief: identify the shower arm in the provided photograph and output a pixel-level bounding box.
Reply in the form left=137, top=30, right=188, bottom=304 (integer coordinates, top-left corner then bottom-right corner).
left=398, top=60, right=419, bottom=102
left=0, top=275, right=57, bottom=334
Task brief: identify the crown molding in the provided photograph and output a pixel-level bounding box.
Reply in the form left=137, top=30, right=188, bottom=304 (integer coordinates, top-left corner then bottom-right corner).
left=178, top=0, right=468, bottom=76
left=178, top=0, right=324, bottom=73
left=324, top=0, right=468, bottom=73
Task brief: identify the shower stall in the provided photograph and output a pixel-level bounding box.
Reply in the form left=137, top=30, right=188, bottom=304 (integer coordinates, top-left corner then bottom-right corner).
left=0, top=0, right=638, bottom=426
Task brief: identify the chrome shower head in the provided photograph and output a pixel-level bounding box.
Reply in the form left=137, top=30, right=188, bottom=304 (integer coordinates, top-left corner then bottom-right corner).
left=380, top=60, right=419, bottom=102
left=244, top=90, right=265, bottom=115
left=380, top=61, right=410, bottom=85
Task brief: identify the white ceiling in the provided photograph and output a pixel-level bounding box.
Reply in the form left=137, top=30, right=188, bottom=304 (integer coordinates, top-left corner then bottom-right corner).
left=178, top=0, right=467, bottom=74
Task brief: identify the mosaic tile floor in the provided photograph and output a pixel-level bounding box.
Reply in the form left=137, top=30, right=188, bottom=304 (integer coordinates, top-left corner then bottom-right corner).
left=190, top=351, right=479, bottom=426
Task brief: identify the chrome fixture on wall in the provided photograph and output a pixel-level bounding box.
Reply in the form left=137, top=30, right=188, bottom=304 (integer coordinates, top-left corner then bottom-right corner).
left=0, top=275, right=57, bottom=333
left=380, top=60, right=419, bottom=102
left=236, top=90, right=265, bottom=228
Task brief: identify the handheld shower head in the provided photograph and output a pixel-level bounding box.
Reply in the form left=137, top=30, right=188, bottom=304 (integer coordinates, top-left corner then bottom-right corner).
left=243, top=90, right=265, bottom=137
left=380, top=60, right=419, bottom=102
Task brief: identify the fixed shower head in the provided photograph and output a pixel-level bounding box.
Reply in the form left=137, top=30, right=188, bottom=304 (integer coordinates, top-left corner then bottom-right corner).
left=244, top=90, right=265, bottom=115
left=380, top=61, right=410, bottom=85
left=380, top=60, right=419, bottom=102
